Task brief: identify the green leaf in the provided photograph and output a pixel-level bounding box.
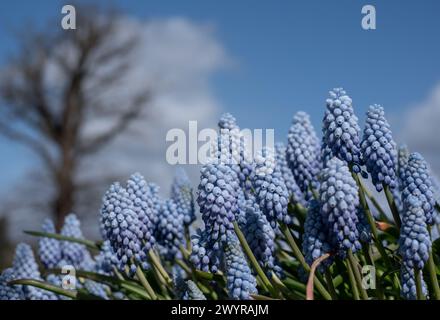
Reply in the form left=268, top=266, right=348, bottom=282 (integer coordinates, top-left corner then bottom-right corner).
left=8, top=278, right=77, bottom=299
left=24, top=230, right=99, bottom=251
left=48, top=268, right=151, bottom=300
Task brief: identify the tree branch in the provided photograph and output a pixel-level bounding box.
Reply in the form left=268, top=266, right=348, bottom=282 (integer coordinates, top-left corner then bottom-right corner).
left=79, top=92, right=150, bottom=155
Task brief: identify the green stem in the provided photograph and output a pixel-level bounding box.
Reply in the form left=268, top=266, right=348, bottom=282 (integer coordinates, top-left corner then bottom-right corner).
left=135, top=266, right=157, bottom=300
left=362, top=242, right=385, bottom=299
left=348, top=250, right=368, bottom=300
left=184, top=226, right=192, bottom=251
left=324, top=269, right=338, bottom=300
left=358, top=179, right=389, bottom=222
left=233, top=222, right=278, bottom=297
left=427, top=227, right=440, bottom=300
left=353, top=174, right=393, bottom=269
left=346, top=260, right=360, bottom=300
left=176, top=259, right=192, bottom=274
left=148, top=250, right=173, bottom=287
left=279, top=222, right=332, bottom=300
left=383, top=185, right=401, bottom=230
left=415, top=268, right=425, bottom=300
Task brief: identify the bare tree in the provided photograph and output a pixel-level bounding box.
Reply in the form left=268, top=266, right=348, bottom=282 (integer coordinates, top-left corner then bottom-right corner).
left=0, top=7, right=150, bottom=230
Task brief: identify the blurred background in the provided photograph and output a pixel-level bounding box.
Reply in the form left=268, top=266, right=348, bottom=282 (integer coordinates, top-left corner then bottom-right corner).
left=0, top=0, right=439, bottom=268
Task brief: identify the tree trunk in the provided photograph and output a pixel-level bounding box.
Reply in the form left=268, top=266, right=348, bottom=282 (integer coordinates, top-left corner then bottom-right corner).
left=53, top=149, right=76, bottom=231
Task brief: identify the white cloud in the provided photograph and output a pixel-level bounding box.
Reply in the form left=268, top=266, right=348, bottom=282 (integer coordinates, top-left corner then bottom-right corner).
left=401, top=83, right=440, bottom=175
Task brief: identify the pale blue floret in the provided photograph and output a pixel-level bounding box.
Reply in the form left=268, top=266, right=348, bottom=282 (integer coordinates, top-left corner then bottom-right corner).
left=218, top=112, right=255, bottom=196
left=94, top=240, right=119, bottom=275
left=60, top=213, right=89, bottom=268
left=286, top=111, right=321, bottom=195
left=322, top=88, right=363, bottom=173
left=401, top=152, right=437, bottom=225
left=242, top=200, right=281, bottom=277
left=126, top=173, right=157, bottom=251
left=252, top=148, right=290, bottom=228
left=224, top=237, right=258, bottom=300
left=100, top=183, right=148, bottom=273
left=155, top=199, right=185, bottom=262
left=361, top=104, right=398, bottom=192
left=302, top=199, right=333, bottom=270
left=400, top=262, right=428, bottom=300
left=189, top=228, right=223, bottom=273
left=399, top=195, right=431, bottom=270
left=197, top=163, right=240, bottom=247
left=38, top=218, right=62, bottom=269
left=275, top=142, right=306, bottom=206
left=0, top=268, right=25, bottom=300
left=319, top=157, right=362, bottom=257
left=182, top=280, right=207, bottom=300
left=12, top=243, right=58, bottom=300
left=171, top=167, right=196, bottom=226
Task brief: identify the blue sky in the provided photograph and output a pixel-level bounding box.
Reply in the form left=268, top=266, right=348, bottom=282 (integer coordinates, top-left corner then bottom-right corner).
left=1, top=0, right=440, bottom=189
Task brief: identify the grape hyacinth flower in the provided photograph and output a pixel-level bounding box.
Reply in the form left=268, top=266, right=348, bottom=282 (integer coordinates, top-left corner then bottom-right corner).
left=322, top=88, right=363, bottom=172
left=275, top=142, right=305, bottom=205
left=94, top=240, right=119, bottom=275
left=399, top=195, right=431, bottom=270
left=0, top=268, right=25, bottom=300
left=398, top=145, right=410, bottom=185
left=84, top=280, right=109, bottom=300
left=302, top=200, right=333, bottom=270
left=60, top=213, right=89, bottom=268
left=182, top=280, right=207, bottom=300
left=100, top=183, right=148, bottom=273
left=38, top=218, right=62, bottom=269
left=286, top=111, right=321, bottom=195
left=361, top=104, right=398, bottom=192
left=218, top=113, right=255, bottom=196
left=218, top=112, right=238, bottom=131
left=242, top=200, right=281, bottom=277
left=320, top=157, right=361, bottom=257
left=171, top=167, right=196, bottom=226
left=12, top=243, right=58, bottom=300
left=197, top=163, right=240, bottom=247
left=224, top=238, right=258, bottom=300
left=400, top=262, right=428, bottom=300
left=252, top=148, right=290, bottom=228
left=155, top=199, right=185, bottom=262
left=126, top=173, right=156, bottom=251
left=189, top=229, right=223, bottom=273
left=401, top=152, right=437, bottom=225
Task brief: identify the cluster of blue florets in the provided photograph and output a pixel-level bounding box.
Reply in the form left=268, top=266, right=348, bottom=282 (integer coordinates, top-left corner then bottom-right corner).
left=171, top=168, right=196, bottom=226
left=302, top=199, right=333, bottom=270
left=126, top=173, right=157, bottom=250
left=322, top=88, right=363, bottom=172
left=252, top=148, right=290, bottom=228
left=12, top=243, right=58, bottom=300
left=319, top=157, right=362, bottom=257
left=100, top=183, right=148, bottom=273
left=197, top=163, right=240, bottom=245
left=3, top=88, right=440, bottom=301
left=155, top=199, right=185, bottom=262
left=275, top=142, right=305, bottom=206
left=401, top=153, right=438, bottom=225
left=286, top=111, right=321, bottom=195
left=38, top=218, right=62, bottom=269
left=361, top=104, right=398, bottom=192
left=242, top=200, right=281, bottom=277
left=399, top=195, right=431, bottom=270
left=224, top=238, right=258, bottom=300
